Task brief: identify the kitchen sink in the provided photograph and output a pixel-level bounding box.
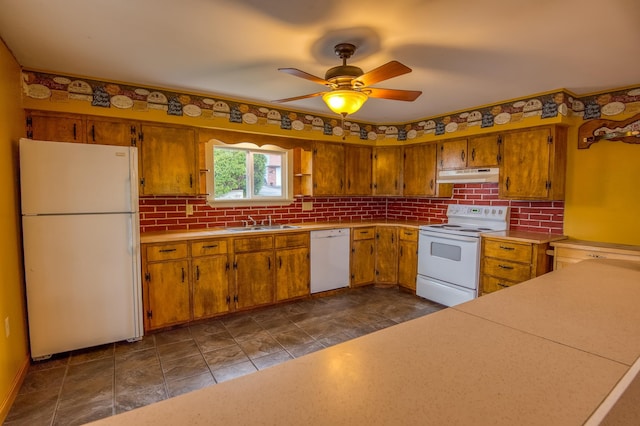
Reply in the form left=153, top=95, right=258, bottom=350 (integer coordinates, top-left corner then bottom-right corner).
left=224, top=224, right=300, bottom=233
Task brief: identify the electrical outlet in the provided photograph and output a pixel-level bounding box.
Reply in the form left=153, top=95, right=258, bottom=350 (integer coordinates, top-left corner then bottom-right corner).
left=4, top=317, right=9, bottom=338
left=186, top=204, right=194, bottom=216
left=302, top=201, right=313, bottom=211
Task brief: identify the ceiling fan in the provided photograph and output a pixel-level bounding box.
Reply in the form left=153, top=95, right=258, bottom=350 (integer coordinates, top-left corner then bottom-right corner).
left=273, top=43, right=422, bottom=117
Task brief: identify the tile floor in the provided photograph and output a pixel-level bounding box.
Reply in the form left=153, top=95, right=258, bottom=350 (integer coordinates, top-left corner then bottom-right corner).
left=4, top=286, right=444, bottom=426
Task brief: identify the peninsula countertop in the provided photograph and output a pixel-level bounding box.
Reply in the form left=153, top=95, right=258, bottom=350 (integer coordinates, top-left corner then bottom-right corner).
left=90, top=259, right=640, bottom=425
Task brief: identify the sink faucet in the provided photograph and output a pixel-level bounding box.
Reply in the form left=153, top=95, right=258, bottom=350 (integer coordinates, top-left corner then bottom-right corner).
left=247, top=215, right=257, bottom=226
left=261, top=215, right=272, bottom=226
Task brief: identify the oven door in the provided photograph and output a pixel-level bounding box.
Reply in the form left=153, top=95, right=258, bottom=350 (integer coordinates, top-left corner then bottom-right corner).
left=417, top=230, right=481, bottom=290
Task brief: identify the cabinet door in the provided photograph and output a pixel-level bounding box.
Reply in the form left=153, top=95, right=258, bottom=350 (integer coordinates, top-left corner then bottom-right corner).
left=27, top=112, right=85, bottom=143
left=437, top=138, right=467, bottom=169
left=234, top=251, right=275, bottom=309
left=403, top=144, right=437, bottom=196
left=275, top=247, right=309, bottom=301
left=87, top=117, right=138, bottom=146
left=468, top=134, right=500, bottom=168
left=500, top=127, right=552, bottom=199
left=375, top=227, right=398, bottom=284
left=140, top=124, right=197, bottom=195
left=351, top=239, right=375, bottom=286
left=145, top=260, right=190, bottom=329
left=192, top=255, right=231, bottom=319
left=313, top=142, right=345, bottom=195
left=345, top=145, right=372, bottom=195
left=398, top=240, right=417, bottom=291
left=373, top=146, right=402, bottom=195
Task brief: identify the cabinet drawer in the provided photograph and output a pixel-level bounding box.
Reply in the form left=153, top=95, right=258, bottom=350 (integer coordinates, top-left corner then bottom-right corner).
left=482, top=258, right=531, bottom=282
left=234, top=235, right=273, bottom=252
left=483, top=239, right=532, bottom=263
left=352, top=227, right=375, bottom=241
left=146, top=242, right=188, bottom=262
left=191, top=239, right=228, bottom=257
left=275, top=232, right=309, bottom=249
left=482, top=275, right=518, bottom=294
left=398, top=228, right=418, bottom=241
left=555, top=247, right=640, bottom=263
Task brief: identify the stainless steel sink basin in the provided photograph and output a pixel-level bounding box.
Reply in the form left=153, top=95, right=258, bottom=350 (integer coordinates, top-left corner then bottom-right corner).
left=260, top=225, right=300, bottom=230
left=224, top=224, right=300, bottom=233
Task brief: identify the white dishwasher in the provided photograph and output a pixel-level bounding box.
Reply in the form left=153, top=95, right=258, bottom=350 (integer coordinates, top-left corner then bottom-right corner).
left=310, top=228, right=350, bottom=293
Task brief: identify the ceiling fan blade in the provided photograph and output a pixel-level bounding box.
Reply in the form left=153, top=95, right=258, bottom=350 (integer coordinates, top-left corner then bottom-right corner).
left=354, top=61, right=412, bottom=86
left=366, top=87, right=422, bottom=101
left=278, top=68, right=331, bottom=86
left=272, top=92, right=326, bottom=103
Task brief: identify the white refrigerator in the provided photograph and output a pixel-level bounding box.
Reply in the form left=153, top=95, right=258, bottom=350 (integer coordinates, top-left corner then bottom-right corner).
left=20, top=138, right=143, bottom=360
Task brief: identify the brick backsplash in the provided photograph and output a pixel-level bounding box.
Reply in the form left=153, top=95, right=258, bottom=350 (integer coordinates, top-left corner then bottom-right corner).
left=385, top=184, right=564, bottom=234
left=140, top=183, right=564, bottom=234
left=139, top=196, right=386, bottom=233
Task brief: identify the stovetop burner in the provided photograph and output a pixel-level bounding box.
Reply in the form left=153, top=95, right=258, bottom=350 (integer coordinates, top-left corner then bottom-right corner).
left=419, top=204, right=510, bottom=237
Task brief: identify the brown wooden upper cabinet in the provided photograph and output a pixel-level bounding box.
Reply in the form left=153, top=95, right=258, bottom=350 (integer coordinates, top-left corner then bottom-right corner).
left=86, top=116, right=139, bottom=147
left=499, top=125, right=567, bottom=200
left=26, top=110, right=86, bottom=143
left=344, top=145, right=372, bottom=195
left=373, top=146, right=403, bottom=196
left=403, top=143, right=451, bottom=197
left=139, top=123, right=198, bottom=195
left=437, top=134, right=501, bottom=170
left=312, top=142, right=345, bottom=196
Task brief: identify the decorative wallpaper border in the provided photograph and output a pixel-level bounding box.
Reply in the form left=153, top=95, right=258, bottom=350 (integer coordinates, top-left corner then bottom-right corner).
left=22, top=70, right=640, bottom=142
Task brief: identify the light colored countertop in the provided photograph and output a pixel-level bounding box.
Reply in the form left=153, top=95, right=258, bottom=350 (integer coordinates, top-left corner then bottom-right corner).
left=481, top=229, right=567, bottom=244
left=140, top=220, right=428, bottom=244
left=551, top=238, right=640, bottom=254
left=89, top=259, right=640, bottom=425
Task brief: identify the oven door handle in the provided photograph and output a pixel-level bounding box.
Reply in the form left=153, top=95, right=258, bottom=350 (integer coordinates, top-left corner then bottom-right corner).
left=419, top=230, right=480, bottom=243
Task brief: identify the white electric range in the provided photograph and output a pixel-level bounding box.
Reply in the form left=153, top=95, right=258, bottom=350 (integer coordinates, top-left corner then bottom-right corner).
left=417, top=204, right=510, bottom=306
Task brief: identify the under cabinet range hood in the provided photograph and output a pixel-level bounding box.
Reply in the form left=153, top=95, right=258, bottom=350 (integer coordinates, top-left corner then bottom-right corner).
left=437, top=168, right=499, bottom=183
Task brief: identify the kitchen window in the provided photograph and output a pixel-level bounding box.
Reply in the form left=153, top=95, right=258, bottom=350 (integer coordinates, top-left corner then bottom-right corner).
left=205, top=141, right=293, bottom=206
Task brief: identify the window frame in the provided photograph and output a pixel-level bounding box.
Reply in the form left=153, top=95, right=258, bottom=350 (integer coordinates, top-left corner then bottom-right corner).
left=205, top=140, right=294, bottom=207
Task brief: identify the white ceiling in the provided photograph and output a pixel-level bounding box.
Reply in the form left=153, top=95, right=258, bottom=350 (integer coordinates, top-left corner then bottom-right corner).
left=1, top=0, right=639, bottom=123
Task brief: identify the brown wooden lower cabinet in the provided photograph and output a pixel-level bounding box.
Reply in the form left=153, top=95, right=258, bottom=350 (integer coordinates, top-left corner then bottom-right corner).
left=191, top=239, right=231, bottom=320
left=350, top=227, right=376, bottom=287
left=350, top=225, right=419, bottom=292
left=275, top=233, right=310, bottom=301
left=142, top=232, right=313, bottom=331
left=232, top=235, right=275, bottom=310
left=375, top=226, right=398, bottom=284
left=234, top=250, right=275, bottom=309
left=142, top=242, right=191, bottom=331
left=142, top=226, right=422, bottom=332
left=397, top=228, right=418, bottom=291
left=480, top=234, right=557, bottom=295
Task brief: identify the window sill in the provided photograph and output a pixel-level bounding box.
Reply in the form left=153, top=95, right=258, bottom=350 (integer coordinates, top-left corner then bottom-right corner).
left=206, top=199, right=295, bottom=208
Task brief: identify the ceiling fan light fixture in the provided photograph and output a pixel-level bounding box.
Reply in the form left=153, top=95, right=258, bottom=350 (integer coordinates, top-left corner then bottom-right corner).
left=322, top=90, right=368, bottom=116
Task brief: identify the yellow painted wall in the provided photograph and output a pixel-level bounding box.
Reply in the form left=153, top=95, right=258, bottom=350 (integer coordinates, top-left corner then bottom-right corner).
left=0, top=40, right=29, bottom=421
left=564, top=120, right=640, bottom=245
